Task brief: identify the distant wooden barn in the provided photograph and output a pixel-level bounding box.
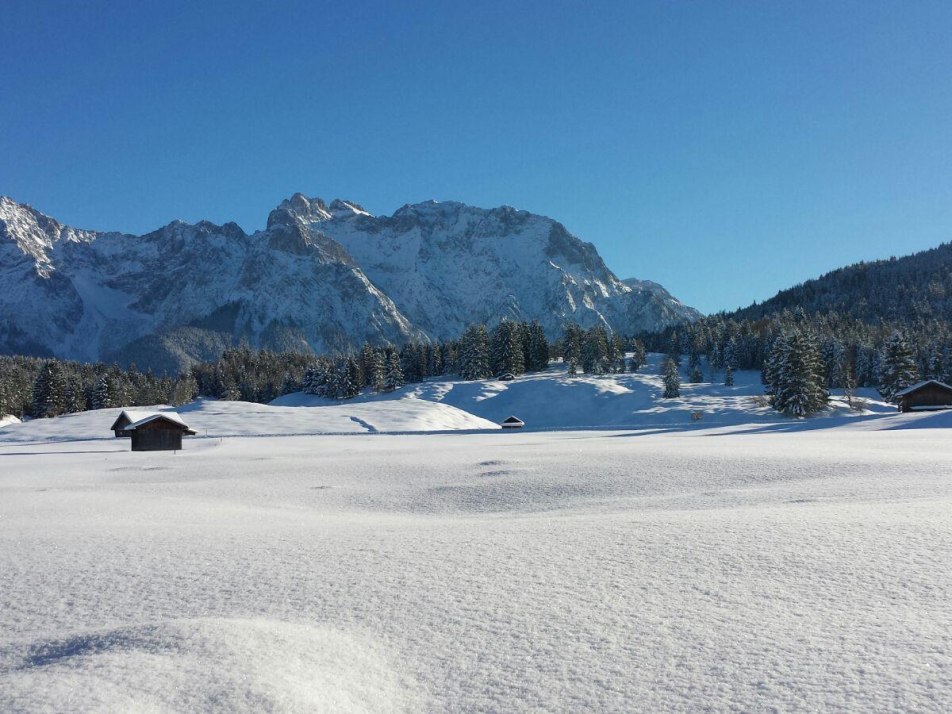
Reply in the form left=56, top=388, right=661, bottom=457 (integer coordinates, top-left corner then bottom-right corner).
left=110, top=410, right=156, bottom=438
left=896, top=380, right=952, bottom=413
left=126, top=413, right=196, bottom=451
left=501, top=416, right=525, bottom=429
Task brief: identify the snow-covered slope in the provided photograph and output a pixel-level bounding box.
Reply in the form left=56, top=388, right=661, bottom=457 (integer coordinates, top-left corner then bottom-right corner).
left=0, top=397, right=498, bottom=443
left=0, top=195, right=699, bottom=371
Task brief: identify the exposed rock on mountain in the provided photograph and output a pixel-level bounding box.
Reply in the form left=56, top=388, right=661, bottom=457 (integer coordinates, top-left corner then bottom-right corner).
left=0, top=194, right=699, bottom=371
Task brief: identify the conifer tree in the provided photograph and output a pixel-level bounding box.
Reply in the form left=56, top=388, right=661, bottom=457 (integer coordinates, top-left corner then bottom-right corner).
left=843, top=362, right=857, bottom=409
left=723, top=338, right=738, bottom=372
left=629, top=339, right=646, bottom=373
left=878, top=330, right=919, bottom=402
left=581, top=326, right=609, bottom=374
left=31, top=360, right=67, bottom=418
left=490, top=320, right=525, bottom=377
left=64, top=377, right=86, bottom=413
left=173, top=373, right=199, bottom=405
left=459, top=325, right=491, bottom=380
left=662, top=356, right=680, bottom=398
left=344, top=357, right=361, bottom=399
left=527, top=321, right=549, bottom=372
left=368, top=349, right=386, bottom=392
left=724, top=364, right=734, bottom=387
left=763, top=333, right=789, bottom=396
left=384, top=350, right=404, bottom=391
left=0, top=379, right=9, bottom=417
left=772, top=330, right=828, bottom=417
left=562, top=324, right=583, bottom=370
left=441, top=342, right=458, bottom=376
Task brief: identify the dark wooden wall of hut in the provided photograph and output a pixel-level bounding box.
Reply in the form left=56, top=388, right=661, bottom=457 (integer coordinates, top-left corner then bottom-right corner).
left=900, top=384, right=952, bottom=412
left=131, top=423, right=184, bottom=451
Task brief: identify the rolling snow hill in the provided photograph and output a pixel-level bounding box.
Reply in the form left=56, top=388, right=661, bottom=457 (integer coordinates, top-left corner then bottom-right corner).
left=0, top=195, right=700, bottom=372
left=0, top=354, right=905, bottom=441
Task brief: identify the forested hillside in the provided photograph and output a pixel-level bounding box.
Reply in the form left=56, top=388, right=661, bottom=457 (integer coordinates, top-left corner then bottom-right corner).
left=732, top=242, right=952, bottom=323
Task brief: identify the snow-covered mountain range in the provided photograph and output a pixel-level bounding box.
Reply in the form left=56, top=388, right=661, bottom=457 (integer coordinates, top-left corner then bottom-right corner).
left=0, top=194, right=699, bottom=372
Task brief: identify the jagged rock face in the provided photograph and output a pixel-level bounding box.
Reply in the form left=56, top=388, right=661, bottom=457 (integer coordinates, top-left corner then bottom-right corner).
left=302, top=199, right=700, bottom=340
left=620, top=278, right=703, bottom=330
left=0, top=197, right=418, bottom=371
left=0, top=194, right=700, bottom=372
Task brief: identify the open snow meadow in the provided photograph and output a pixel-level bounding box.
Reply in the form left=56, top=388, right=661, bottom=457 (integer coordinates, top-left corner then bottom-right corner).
left=1, top=362, right=951, bottom=711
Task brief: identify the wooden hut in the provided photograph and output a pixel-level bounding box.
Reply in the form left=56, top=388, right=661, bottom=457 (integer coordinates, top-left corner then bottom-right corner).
left=895, top=380, right=952, bottom=413
left=109, top=410, right=155, bottom=438
left=127, top=413, right=196, bottom=451
left=501, top=416, right=525, bottom=429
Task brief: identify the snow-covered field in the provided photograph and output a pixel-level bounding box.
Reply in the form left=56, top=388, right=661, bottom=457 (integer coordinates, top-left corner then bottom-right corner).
left=1, top=365, right=951, bottom=711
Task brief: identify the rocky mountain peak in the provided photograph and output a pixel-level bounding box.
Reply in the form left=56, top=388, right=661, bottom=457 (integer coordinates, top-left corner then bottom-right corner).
left=0, top=194, right=700, bottom=372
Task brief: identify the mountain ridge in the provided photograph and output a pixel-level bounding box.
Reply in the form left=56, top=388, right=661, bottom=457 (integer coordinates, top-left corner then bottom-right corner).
left=0, top=194, right=700, bottom=372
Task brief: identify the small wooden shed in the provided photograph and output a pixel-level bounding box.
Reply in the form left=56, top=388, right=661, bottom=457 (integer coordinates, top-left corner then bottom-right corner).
left=127, top=413, right=196, bottom=451
left=896, top=380, right=952, bottom=413
left=501, top=415, right=525, bottom=429
left=110, top=410, right=154, bottom=438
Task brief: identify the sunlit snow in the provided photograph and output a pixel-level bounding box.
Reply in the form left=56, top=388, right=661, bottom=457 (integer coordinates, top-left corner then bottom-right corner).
left=1, top=361, right=950, bottom=711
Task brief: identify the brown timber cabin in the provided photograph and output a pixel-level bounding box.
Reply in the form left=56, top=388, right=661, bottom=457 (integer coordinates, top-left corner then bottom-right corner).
left=126, top=413, right=197, bottom=451
left=895, top=380, right=952, bottom=413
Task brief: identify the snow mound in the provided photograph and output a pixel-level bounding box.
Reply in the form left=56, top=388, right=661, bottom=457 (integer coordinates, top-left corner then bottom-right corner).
left=0, top=414, right=20, bottom=429
left=0, top=398, right=499, bottom=445
left=403, top=355, right=897, bottom=431
left=1, top=618, right=420, bottom=713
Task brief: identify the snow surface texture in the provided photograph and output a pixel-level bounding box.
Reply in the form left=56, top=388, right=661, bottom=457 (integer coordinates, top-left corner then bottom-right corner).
left=0, top=195, right=699, bottom=372
left=1, top=411, right=950, bottom=711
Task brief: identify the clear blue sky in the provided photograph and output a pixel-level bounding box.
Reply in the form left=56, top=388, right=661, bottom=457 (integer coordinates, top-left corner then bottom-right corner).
left=3, top=1, right=952, bottom=314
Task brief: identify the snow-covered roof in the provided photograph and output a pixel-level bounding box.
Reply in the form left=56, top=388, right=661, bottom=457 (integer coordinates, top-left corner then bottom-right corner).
left=895, top=380, right=952, bottom=397
left=126, top=412, right=194, bottom=432
left=501, top=416, right=525, bottom=425
left=110, top=410, right=159, bottom=430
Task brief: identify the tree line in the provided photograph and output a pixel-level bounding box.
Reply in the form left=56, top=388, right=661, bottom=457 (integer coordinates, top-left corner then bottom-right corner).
left=6, top=306, right=929, bottom=422
left=4, top=320, right=570, bottom=418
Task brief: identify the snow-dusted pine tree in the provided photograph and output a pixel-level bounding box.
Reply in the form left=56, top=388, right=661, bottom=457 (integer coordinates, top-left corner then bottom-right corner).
left=629, top=339, right=646, bottom=373
left=384, top=351, right=404, bottom=391
left=31, top=360, right=67, bottom=418
left=563, top=324, right=583, bottom=370
left=459, top=325, right=491, bottom=380
left=527, top=321, right=549, bottom=372
left=369, top=349, right=386, bottom=392
left=772, top=330, right=828, bottom=417
left=662, top=357, right=680, bottom=398
left=582, top=326, right=609, bottom=374
left=490, top=320, right=525, bottom=377
left=763, top=333, right=789, bottom=396
left=878, top=330, right=919, bottom=402
left=302, top=363, right=328, bottom=395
